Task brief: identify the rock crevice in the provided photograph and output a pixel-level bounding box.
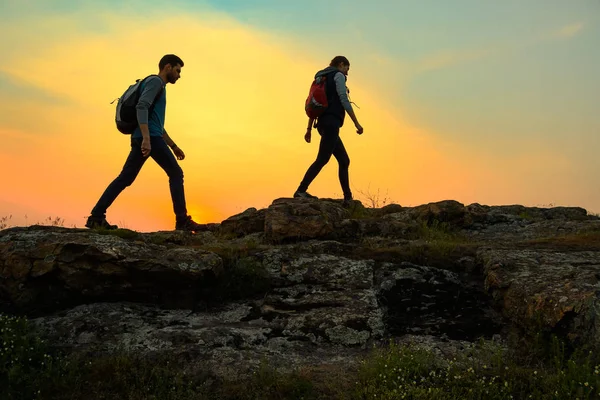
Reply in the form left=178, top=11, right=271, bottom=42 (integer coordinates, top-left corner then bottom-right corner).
left=1, top=198, right=599, bottom=378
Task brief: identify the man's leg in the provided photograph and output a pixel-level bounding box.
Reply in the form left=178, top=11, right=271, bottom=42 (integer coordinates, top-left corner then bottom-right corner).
left=87, top=137, right=146, bottom=228
left=332, top=137, right=352, bottom=201
left=296, top=121, right=340, bottom=197
left=149, top=137, right=202, bottom=231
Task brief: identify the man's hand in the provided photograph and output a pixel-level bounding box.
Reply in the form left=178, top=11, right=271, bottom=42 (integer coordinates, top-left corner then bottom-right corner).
left=356, top=123, right=364, bottom=135
left=173, top=146, right=185, bottom=160
left=304, top=129, right=312, bottom=143
left=141, top=138, right=151, bottom=157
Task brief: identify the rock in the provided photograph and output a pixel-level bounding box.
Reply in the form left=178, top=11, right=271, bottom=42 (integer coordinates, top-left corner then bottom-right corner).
left=30, top=302, right=367, bottom=379
left=466, top=217, right=600, bottom=243
left=147, top=230, right=218, bottom=245
left=411, top=200, right=467, bottom=227
left=260, top=251, right=384, bottom=345
left=464, top=203, right=491, bottom=226
left=1, top=197, right=599, bottom=380
left=376, top=262, right=502, bottom=341
left=0, top=227, right=223, bottom=314
left=351, top=217, right=418, bottom=239
left=219, top=208, right=265, bottom=238
left=479, top=248, right=600, bottom=347
left=543, top=206, right=590, bottom=220
left=264, top=198, right=348, bottom=243
left=372, top=203, right=403, bottom=217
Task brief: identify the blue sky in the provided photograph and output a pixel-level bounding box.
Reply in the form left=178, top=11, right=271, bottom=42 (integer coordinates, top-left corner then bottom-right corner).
left=194, top=0, right=600, bottom=153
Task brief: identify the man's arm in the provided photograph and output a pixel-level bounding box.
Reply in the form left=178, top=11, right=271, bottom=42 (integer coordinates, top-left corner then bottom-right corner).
left=162, top=129, right=178, bottom=150
left=333, top=72, right=361, bottom=129
left=163, top=129, right=186, bottom=160
left=135, top=76, right=164, bottom=141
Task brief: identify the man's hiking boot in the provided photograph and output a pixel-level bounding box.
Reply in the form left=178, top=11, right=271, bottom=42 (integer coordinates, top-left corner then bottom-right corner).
left=175, top=215, right=204, bottom=232
left=85, top=215, right=118, bottom=230
left=342, top=197, right=353, bottom=207
left=294, top=191, right=318, bottom=199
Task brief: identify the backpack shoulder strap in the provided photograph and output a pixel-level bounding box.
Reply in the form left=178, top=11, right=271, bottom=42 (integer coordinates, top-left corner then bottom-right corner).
left=139, top=74, right=165, bottom=105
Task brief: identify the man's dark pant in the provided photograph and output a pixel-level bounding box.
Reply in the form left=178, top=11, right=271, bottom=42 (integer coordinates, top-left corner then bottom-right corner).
left=91, top=136, right=187, bottom=220
left=297, top=116, right=352, bottom=199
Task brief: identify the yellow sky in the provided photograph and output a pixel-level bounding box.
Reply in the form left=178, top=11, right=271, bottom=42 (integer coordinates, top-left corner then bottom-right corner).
left=0, top=9, right=595, bottom=232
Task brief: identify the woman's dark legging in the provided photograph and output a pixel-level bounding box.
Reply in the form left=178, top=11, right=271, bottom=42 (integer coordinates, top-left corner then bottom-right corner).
left=297, top=117, right=351, bottom=199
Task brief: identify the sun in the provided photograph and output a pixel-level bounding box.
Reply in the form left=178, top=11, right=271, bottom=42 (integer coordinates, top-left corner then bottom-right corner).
left=186, top=205, right=223, bottom=225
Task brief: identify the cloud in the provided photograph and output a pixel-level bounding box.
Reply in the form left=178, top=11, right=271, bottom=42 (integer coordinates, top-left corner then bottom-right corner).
left=0, top=72, right=71, bottom=103
left=415, top=47, right=494, bottom=72
left=0, top=71, right=78, bottom=134
left=555, top=22, right=584, bottom=38
left=410, top=19, right=588, bottom=75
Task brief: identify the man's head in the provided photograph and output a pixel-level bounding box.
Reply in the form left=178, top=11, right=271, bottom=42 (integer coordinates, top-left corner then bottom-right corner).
left=330, top=56, right=350, bottom=75
left=158, top=54, right=184, bottom=84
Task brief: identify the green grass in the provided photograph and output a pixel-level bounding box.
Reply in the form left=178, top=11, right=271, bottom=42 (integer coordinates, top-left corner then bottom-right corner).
left=4, top=314, right=600, bottom=399
left=0, top=215, right=67, bottom=231
left=195, top=241, right=272, bottom=303
left=346, top=201, right=373, bottom=219
left=205, top=255, right=271, bottom=302
left=355, top=219, right=476, bottom=272
left=415, top=219, right=462, bottom=242
left=519, top=211, right=535, bottom=220
left=92, top=227, right=142, bottom=240
left=353, top=339, right=600, bottom=400
left=519, top=230, right=600, bottom=251
left=1, top=314, right=61, bottom=400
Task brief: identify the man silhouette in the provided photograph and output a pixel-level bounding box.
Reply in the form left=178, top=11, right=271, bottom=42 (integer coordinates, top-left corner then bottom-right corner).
left=86, top=54, right=202, bottom=231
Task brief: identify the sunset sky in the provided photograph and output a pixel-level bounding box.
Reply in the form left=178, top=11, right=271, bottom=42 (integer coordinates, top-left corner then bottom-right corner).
left=0, top=0, right=598, bottom=232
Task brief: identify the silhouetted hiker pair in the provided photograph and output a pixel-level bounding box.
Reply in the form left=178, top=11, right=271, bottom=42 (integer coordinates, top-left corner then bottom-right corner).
left=85, top=54, right=364, bottom=232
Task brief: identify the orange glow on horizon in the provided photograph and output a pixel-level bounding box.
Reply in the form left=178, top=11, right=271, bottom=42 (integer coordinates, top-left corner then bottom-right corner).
left=1, top=9, right=596, bottom=232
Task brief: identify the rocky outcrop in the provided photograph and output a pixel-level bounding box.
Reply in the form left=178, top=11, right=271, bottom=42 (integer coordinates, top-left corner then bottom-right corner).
left=480, top=248, right=600, bottom=345
left=220, top=207, right=265, bottom=238
left=264, top=198, right=349, bottom=242
left=1, top=198, right=599, bottom=379
left=0, top=227, right=223, bottom=313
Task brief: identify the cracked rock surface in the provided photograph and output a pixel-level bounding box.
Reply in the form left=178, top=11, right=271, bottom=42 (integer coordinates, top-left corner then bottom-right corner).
left=2, top=198, right=599, bottom=378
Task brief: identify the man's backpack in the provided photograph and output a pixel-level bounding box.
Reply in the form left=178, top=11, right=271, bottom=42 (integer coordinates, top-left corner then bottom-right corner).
left=113, top=75, right=163, bottom=134
left=304, top=74, right=330, bottom=119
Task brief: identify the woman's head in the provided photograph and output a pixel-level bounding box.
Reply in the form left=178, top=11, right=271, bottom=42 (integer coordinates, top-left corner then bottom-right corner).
left=330, top=56, right=350, bottom=75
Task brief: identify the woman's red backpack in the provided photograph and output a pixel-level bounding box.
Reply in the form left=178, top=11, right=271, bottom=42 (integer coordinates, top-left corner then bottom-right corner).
left=304, top=75, right=329, bottom=119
